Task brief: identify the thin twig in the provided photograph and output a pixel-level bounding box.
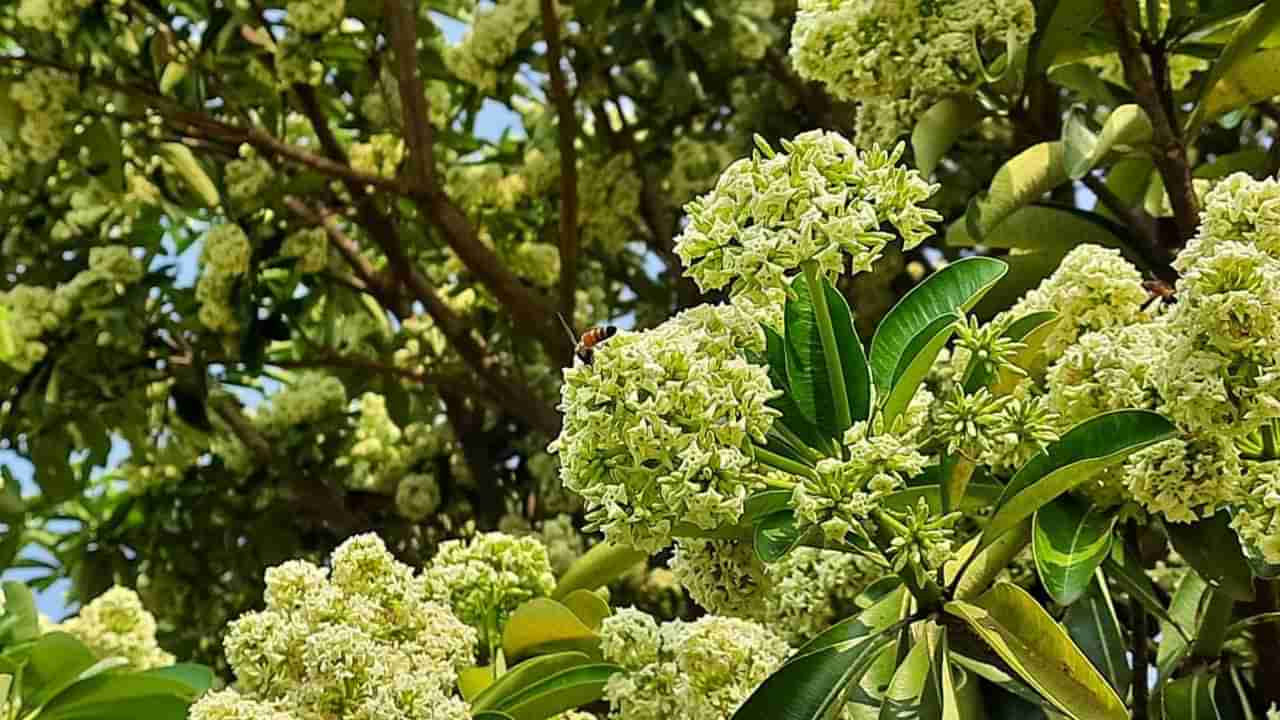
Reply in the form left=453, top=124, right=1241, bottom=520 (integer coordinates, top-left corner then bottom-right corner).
left=1080, top=174, right=1176, bottom=282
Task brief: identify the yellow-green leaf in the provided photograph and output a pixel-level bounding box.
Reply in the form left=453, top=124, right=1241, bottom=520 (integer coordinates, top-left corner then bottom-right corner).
left=912, top=97, right=984, bottom=176
left=944, top=583, right=1128, bottom=720
left=1032, top=495, right=1117, bottom=606
left=159, top=143, right=220, bottom=208
left=559, top=589, right=611, bottom=631
left=552, top=541, right=647, bottom=600
left=1187, top=0, right=1280, bottom=134
left=502, top=598, right=600, bottom=662
left=459, top=666, right=497, bottom=702
left=491, top=664, right=622, bottom=720
left=472, top=651, right=593, bottom=712
left=965, top=143, right=1068, bottom=241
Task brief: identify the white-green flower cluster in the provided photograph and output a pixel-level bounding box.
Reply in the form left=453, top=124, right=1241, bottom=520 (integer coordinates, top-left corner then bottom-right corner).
left=670, top=539, right=882, bottom=645
left=1003, top=244, right=1150, bottom=374
left=538, top=513, right=586, bottom=576
left=58, top=586, right=174, bottom=670
left=675, top=131, right=940, bottom=324
left=395, top=472, right=442, bottom=522
left=445, top=0, right=571, bottom=91
left=194, top=534, right=476, bottom=720
left=790, top=0, right=1035, bottom=147
left=337, top=393, right=447, bottom=493
left=599, top=609, right=789, bottom=720
left=16, top=0, right=94, bottom=36
left=667, top=136, right=736, bottom=205
left=579, top=154, right=643, bottom=254
left=8, top=68, right=78, bottom=166
left=226, top=149, right=274, bottom=209
left=1234, top=461, right=1280, bottom=564
left=286, top=0, right=344, bottom=34
left=196, top=223, right=253, bottom=334
left=550, top=304, right=780, bottom=552
left=0, top=245, right=145, bottom=372
left=424, top=532, right=556, bottom=649
left=793, top=421, right=928, bottom=543
left=281, top=226, right=328, bottom=273
left=350, top=134, right=406, bottom=179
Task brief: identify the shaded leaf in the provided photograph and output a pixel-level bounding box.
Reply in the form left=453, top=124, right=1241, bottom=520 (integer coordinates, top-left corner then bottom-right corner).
left=1166, top=511, right=1255, bottom=601
left=1063, top=574, right=1130, bottom=698
left=472, top=651, right=593, bottom=712
left=1153, top=670, right=1246, bottom=720
left=1103, top=541, right=1189, bottom=644
left=912, top=97, right=984, bottom=176
left=1156, top=571, right=1207, bottom=679
left=754, top=510, right=806, bottom=563
left=491, top=664, right=622, bottom=720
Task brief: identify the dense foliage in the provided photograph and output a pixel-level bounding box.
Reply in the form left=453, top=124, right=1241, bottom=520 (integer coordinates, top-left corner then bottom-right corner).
left=4, top=0, right=1280, bottom=718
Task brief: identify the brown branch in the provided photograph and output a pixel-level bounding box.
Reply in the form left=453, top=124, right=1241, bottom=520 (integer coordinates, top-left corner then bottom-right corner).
left=763, top=48, right=836, bottom=130
left=209, top=394, right=271, bottom=466
left=284, top=196, right=407, bottom=315
left=540, top=0, right=581, bottom=320
left=1081, top=174, right=1176, bottom=282
left=379, top=2, right=569, bottom=362
left=1103, top=0, right=1199, bottom=245
left=290, top=88, right=562, bottom=436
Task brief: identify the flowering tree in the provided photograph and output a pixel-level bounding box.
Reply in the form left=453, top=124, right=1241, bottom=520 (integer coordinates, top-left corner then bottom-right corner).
left=5, top=0, right=1280, bottom=718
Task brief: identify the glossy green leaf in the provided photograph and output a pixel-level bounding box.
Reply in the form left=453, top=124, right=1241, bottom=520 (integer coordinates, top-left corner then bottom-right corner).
left=490, top=664, right=621, bottom=720
left=472, top=651, right=593, bottom=712
left=786, top=274, right=870, bottom=434
left=1187, top=1, right=1280, bottom=133
left=877, top=630, right=933, bottom=720
left=882, top=314, right=959, bottom=428
left=949, top=520, right=1033, bottom=602
left=142, top=664, right=216, bottom=694
left=459, top=665, right=497, bottom=702
left=559, top=589, right=611, bottom=631
left=473, top=713, right=515, bottom=720
left=912, top=97, right=984, bottom=176
left=965, top=143, right=1068, bottom=241
left=980, top=410, right=1177, bottom=550
left=947, top=625, right=1053, bottom=713
left=39, top=671, right=201, bottom=720
left=763, top=325, right=833, bottom=452
left=1032, top=495, right=1117, bottom=605
left=552, top=542, right=647, bottom=600
left=944, top=583, right=1128, bottom=720
left=26, top=632, right=98, bottom=709
left=1062, top=104, right=1152, bottom=180
left=871, top=257, right=1007, bottom=397
left=1166, top=511, right=1255, bottom=601
left=754, top=510, right=807, bottom=563
left=1063, top=574, right=1130, bottom=698
left=502, top=598, right=600, bottom=662
left=1032, top=0, right=1111, bottom=72
left=732, top=620, right=899, bottom=720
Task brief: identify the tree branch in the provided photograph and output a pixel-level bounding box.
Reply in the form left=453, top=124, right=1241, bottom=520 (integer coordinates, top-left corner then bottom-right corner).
left=763, top=48, right=837, bottom=129
left=1103, top=0, right=1199, bottom=245
left=539, top=0, right=581, bottom=320
left=1081, top=174, right=1176, bottom=282
left=209, top=394, right=271, bottom=466
left=379, top=2, right=570, bottom=363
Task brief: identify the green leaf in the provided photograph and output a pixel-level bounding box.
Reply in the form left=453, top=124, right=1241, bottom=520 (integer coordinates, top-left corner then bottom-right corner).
left=944, top=583, right=1128, bottom=720
left=948, top=521, right=1033, bottom=602
left=2, top=581, right=40, bottom=644
left=1166, top=511, right=1256, bottom=602
left=459, top=666, right=497, bottom=702
left=673, top=489, right=797, bottom=541
left=0, top=305, right=14, bottom=366
left=881, top=314, right=959, bottom=428
left=1187, top=0, right=1280, bottom=133
left=1153, top=670, right=1246, bottom=720
left=1062, top=104, right=1153, bottom=180
left=472, top=651, right=593, bottom=712
left=551, top=542, right=647, bottom=600
left=490, top=664, right=621, bottom=720
left=502, top=598, right=600, bottom=662
left=142, top=664, right=215, bottom=694
left=559, top=589, right=611, bottom=631
left=1032, top=495, right=1117, bottom=605
left=980, top=410, right=1177, bottom=551
left=754, top=510, right=807, bottom=564
left=1103, top=541, right=1189, bottom=644
left=159, top=143, right=220, bottom=208
left=962, top=311, right=1059, bottom=393
left=912, top=97, right=984, bottom=176
left=880, top=483, right=1005, bottom=516
left=1155, top=570, right=1207, bottom=679
left=870, top=257, right=1007, bottom=396
left=877, top=630, right=933, bottom=720
left=1032, top=0, right=1111, bottom=72
left=965, top=143, right=1068, bottom=241
left=25, top=632, right=98, bottom=709
left=1063, top=574, right=1130, bottom=698
left=39, top=671, right=201, bottom=720
left=1189, top=46, right=1280, bottom=132
left=763, top=325, right=833, bottom=451
left=732, top=617, right=900, bottom=720
left=78, top=122, right=126, bottom=194
left=786, top=273, right=870, bottom=433
left=473, top=713, right=516, bottom=720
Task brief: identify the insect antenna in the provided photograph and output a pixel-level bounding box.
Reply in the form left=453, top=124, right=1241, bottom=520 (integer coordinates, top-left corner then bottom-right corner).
left=556, top=313, right=579, bottom=346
